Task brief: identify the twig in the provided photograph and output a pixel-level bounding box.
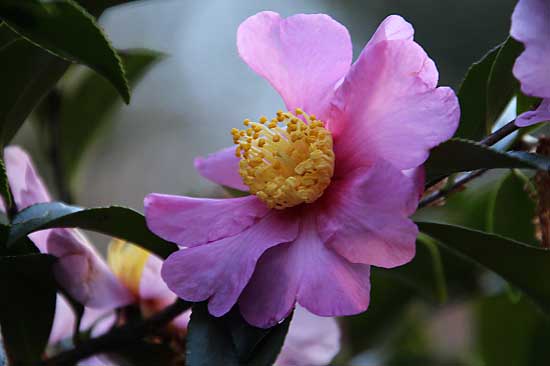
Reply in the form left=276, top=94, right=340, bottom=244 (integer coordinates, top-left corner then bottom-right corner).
left=479, top=119, right=519, bottom=146
left=43, top=299, right=192, bottom=366
left=419, top=169, right=488, bottom=208
left=420, top=120, right=519, bottom=207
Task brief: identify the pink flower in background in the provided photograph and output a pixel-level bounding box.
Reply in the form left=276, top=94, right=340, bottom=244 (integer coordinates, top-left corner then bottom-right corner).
left=107, top=240, right=190, bottom=330
left=145, top=12, right=459, bottom=328
left=50, top=242, right=341, bottom=366
left=276, top=306, right=340, bottom=366
left=511, top=0, right=550, bottom=126
left=3, top=146, right=132, bottom=309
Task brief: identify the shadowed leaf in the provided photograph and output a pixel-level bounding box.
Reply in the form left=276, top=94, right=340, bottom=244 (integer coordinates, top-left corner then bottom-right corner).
left=8, top=202, right=178, bottom=259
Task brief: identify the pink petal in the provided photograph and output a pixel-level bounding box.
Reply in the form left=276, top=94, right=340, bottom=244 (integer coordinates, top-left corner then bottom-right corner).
left=330, top=39, right=459, bottom=172
left=367, top=15, right=414, bottom=46
left=511, top=0, right=550, bottom=99
left=49, top=298, right=116, bottom=346
left=4, top=145, right=51, bottom=209
left=49, top=295, right=75, bottom=345
left=403, top=166, right=426, bottom=213
left=276, top=306, right=340, bottom=366
left=144, top=194, right=269, bottom=247
left=139, top=254, right=190, bottom=330
left=161, top=211, right=298, bottom=317
left=318, top=162, right=419, bottom=268
left=516, top=98, right=550, bottom=127
left=239, top=215, right=370, bottom=328
left=237, top=11, right=352, bottom=119
left=45, top=229, right=133, bottom=309
left=194, top=146, right=248, bottom=191
left=139, top=254, right=173, bottom=301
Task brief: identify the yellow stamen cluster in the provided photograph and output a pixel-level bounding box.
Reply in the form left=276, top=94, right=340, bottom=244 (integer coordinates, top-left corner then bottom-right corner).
left=232, top=108, right=335, bottom=209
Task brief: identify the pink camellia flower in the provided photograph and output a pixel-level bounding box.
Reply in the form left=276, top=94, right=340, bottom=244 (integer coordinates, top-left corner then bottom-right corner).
left=511, top=0, right=550, bottom=127
left=3, top=146, right=132, bottom=309
left=145, top=12, right=459, bottom=328
left=50, top=241, right=341, bottom=366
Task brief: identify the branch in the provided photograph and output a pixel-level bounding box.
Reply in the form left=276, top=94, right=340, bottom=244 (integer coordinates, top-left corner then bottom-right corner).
left=43, top=299, right=192, bottom=366
left=420, top=119, right=519, bottom=207
left=419, top=169, right=488, bottom=208
left=479, top=119, right=519, bottom=146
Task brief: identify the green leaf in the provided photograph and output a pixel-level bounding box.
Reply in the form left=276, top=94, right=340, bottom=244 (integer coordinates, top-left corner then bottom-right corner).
left=417, top=222, right=550, bottom=315
left=517, top=92, right=541, bottom=116
left=246, top=314, right=292, bottom=366
left=186, top=303, right=293, bottom=366
left=225, top=308, right=293, bottom=366
left=475, top=294, right=550, bottom=366
left=486, top=37, right=523, bottom=130
left=0, top=25, right=68, bottom=145
left=59, top=49, right=163, bottom=181
left=0, top=0, right=129, bottom=103
left=418, top=169, right=538, bottom=246
left=425, top=138, right=550, bottom=183
left=455, top=45, right=500, bottom=140
left=9, top=202, right=178, bottom=259
left=186, top=304, right=240, bottom=366
left=0, top=254, right=57, bottom=366
left=378, top=237, right=447, bottom=303
left=490, top=170, right=538, bottom=245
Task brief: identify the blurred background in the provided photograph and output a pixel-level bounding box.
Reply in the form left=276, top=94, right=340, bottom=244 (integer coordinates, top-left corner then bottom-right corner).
left=17, top=1, right=536, bottom=365
left=17, top=0, right=517, bottom=210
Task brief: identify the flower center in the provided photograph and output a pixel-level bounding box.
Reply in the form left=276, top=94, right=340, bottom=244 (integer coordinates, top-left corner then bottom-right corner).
left=232, top=108, right=335, bottom=209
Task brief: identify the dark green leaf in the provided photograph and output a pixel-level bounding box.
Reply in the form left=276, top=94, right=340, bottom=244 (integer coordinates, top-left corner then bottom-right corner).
left=186, top=304, right=240, bottom=366
left=0, top=25, right=68, bottom=145
left=59, top=50, right=163, bottom=181
left=224, top=307, right=293, bottom=366
left=0, top=158, right=11, bottom=210
left=0, top=0, right=129, bottom=103
left=9, top=202, right=178, bottom=259
left=0, top=254, right=56, bottom=366
left=486, top=37, right=523, bottom=130
left=225, top=308, right=272, bottom=361
left=246, top=314, right=292, bottom=366
left=417, top=222, right=550, bottom=315
left=491, top=170, right=538, bottom=245
left=517, top=92, right=541, bottom=116
left=455, top=45, right=500, bottom=140
left=187, top=303, right=293, bottom=366
left=378, top=237, right=447, bottom=302
left=425, top=138, right=550, bottom=183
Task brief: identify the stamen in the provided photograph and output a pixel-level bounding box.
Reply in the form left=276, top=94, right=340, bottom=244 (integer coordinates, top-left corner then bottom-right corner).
left=232, top=109, right=335, bottom=209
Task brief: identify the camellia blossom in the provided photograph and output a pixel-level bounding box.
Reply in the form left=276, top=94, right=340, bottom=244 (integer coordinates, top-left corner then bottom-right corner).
left=3, top=146, right=132, bottom=309
left=511, top=0, right=550, bottom=127
left=145, top=12, right=459, bottom=328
